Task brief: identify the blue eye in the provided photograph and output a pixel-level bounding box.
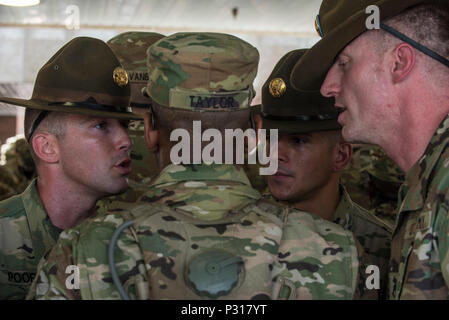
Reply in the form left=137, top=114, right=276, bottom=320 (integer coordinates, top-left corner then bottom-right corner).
left=95, top=122, right=107, bottom=130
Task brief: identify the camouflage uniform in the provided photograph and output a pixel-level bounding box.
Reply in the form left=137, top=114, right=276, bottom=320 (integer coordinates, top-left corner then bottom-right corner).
left=28, top=32, right=362, bottom=300
left=0, top=136, right=36, bottom=201
left=342, top=145, right=404, bottom=227
left=0, top=179, right=62, bottom=299
left=264, top=184, right=392, bottom=299
left=0, top=37, right=136, bottom=300
left=29, top=164, right=360, bottom=300
left=333, top=185, right=392, bottom=299
left=389, top=115, right=449, bottom=299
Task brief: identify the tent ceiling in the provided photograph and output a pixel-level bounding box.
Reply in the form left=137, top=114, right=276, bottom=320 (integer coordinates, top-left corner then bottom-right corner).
left=0, top=0, right=321, bottom=35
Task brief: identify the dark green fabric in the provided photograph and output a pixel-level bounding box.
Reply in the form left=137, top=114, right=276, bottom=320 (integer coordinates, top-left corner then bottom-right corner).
left=261, top=49, right=340, bottom=133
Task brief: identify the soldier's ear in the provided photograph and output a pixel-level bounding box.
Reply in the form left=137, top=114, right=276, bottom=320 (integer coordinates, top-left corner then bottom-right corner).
left=333, top=142, right=352, bottom=172
left=143, top=112, right=158, bottom=152
left=31, top=133, right=59, bottom=164
left=391, top=43, right=416, bottom=83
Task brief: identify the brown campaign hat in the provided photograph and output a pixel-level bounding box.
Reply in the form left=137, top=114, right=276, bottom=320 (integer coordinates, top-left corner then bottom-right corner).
left=261, top=49, right=340, bottom=134
left=0, top=37, right=139, bottom=121
left=291, top=0, right=447, bottom=92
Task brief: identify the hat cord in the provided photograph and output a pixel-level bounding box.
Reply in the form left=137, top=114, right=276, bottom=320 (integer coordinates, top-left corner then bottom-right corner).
left=380, top=22, right=449, bottom=69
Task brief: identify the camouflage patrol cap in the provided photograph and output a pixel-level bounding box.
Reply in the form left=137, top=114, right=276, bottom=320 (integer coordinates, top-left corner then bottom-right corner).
left=261, top=49, right=340, bottom=134
left=0, top=36, right=138, bottom=140
left=107, top=32, right=165, bottom=110
left=145, top=32, right=259, bottom=111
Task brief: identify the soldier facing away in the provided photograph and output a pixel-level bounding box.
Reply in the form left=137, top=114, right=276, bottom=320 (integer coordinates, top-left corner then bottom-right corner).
left=29, top=32, right=364, bottom=300
left=0, top=37, right=136, bottom=299
left=256, top=48, right=392, bottom=299
left=294, top=0, right=449, bottom=299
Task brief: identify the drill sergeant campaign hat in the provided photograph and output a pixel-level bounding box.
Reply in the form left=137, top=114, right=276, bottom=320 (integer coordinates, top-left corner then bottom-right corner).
left=291, top=0, right=449, bottom=92
left=0, top=36, right=138, bottom=141
left=107, top=31, right=165, bottom=112
left=261, top=49, right=340, bottom=134
left=145, top=32, right=259, bottom=111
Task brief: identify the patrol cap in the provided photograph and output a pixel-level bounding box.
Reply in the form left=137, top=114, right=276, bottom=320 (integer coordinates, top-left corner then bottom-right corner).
left=0, top=37, right=139, bottom=140
left=291, top=0, right=449, bottom=92
left=107, top=31, right=165, bottom=110
left=261, top=49, right=340, bottom=134
left=145, top=32, right=259, bottom=111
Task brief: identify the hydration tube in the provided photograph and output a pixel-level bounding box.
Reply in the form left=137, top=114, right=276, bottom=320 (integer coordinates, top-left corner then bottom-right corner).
left=108, top=219, right=135, bottom=300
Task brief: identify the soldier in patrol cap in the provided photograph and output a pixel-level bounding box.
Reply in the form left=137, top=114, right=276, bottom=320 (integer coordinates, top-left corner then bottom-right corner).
left=0, top=36, right=136, bottom=299
left=255, top=48, right=392, bottom=299
left=293, top=0, right=449, bottom=299
left=30, top=33, right=363, bottom=300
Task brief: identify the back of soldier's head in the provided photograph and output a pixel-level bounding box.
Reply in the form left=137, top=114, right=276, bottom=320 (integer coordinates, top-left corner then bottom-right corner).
left=145, top=32, right=259, bottom=134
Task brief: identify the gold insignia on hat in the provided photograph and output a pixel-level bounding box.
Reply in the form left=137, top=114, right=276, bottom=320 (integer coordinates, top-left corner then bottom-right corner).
left=269, top=78, right=286, bottom=98
left=113, top=67, right=128, bottom=87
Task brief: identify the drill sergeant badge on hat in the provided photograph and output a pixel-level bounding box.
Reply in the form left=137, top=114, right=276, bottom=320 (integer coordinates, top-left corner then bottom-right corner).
left=261, top=49, right=340, bottom=134
left=0, top=36, right=139, bottom=141
left=268, top=78, right=286, bottom=98
left=107, top=31, right=165, bottom=110
left=113, top=67, right=129, bottom=87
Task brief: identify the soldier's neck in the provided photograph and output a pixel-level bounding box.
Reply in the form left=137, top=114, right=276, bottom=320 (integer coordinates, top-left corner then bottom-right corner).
left=36, top=176, right=98, bottom=230
left=290, top=180, right=340, bottom=222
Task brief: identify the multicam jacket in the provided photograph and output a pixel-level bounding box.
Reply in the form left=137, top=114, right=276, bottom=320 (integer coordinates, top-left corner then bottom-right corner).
left=0, top=179, right=61, bottom=299
left=333, top=186, right=392, bottom=299
left=389, top=114, right=449, bottom=299
left=29, top=164, right=361, bottom=300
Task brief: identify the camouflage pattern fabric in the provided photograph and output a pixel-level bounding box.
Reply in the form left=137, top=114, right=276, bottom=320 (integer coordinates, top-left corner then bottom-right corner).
left=263, top=184, right=392, bottom=299
left=125, top=120, right=159, bottom=184
left=389, top=114, right=449, bottom=299
left=333, top=185, right=392, bottom=299
left=0, top=179, right=62, bottom=299
left=341, top=144, right=404, bottom=226
left=29, top=164, right=361, bottom=300
left=146, top=32, right=258, bottom=110
left=0, top=136, right=36, bottom=201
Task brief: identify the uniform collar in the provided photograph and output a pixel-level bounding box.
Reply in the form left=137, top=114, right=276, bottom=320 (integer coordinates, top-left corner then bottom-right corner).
left=399, top=114, right=449, bottom=212
left=151, top=163, right=253, bottom=188
left=145, top=164, right=260, bottom=221
left=333, top=184, right=355, bottom=229
left=21, top=179, right=62, bottom=258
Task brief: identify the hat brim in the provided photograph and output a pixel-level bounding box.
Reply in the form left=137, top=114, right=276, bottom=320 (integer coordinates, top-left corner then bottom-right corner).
left=261, top=114, right=341, bottom=134
left=0, top=97, right=142, bottom=120
left=291, top=0, right=430, bottom=92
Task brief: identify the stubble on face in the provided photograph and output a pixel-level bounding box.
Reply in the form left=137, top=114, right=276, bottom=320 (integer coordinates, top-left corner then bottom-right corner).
left=56, top=115, right=131, bottom=198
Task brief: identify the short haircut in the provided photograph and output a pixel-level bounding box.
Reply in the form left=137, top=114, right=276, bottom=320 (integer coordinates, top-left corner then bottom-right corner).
left=373, top=4, right=449, bottom=82
left=24, top=109, right=68, bottom=161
